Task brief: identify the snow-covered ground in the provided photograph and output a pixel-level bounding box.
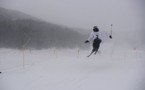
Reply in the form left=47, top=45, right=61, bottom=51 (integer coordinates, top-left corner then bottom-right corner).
left=0, top=44, right=145, bottom=90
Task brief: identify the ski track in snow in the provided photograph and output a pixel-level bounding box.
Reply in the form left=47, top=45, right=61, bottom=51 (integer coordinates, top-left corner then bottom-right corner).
left=0, top=47, right=145, bottom=90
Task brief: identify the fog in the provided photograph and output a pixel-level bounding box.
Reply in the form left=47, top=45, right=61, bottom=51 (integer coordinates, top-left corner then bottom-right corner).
left=137, top=0, right=145, bottom=45
left=0, top=1, right=145, bottom=89
left=0, top=0, right=143, bottom=29
left=0, top=0, right=145, bottom=48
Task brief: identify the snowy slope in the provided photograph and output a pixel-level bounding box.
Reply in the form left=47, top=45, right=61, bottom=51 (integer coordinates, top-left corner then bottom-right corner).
left=0, top=44, right=145, bottom=90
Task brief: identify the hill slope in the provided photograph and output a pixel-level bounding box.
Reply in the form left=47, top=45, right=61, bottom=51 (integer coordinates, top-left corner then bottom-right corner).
left=0, top=7, right=87, bottom=49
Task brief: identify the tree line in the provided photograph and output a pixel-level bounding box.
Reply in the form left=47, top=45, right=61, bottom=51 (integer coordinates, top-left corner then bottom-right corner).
left=0, top=19, right=87, bottom=50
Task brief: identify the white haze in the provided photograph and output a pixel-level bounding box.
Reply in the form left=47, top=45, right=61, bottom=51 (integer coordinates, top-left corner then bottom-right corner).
left=0, top=0, right=144, bottom=48
left=0, top=1, right=145, bottom=89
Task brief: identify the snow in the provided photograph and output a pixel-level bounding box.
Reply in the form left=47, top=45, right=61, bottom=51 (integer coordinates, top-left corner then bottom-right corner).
left=0, top=44, right=145, bottom=90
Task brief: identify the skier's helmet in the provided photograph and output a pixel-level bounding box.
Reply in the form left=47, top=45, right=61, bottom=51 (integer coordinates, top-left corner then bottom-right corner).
left=93, top=26, right=99, bottom=32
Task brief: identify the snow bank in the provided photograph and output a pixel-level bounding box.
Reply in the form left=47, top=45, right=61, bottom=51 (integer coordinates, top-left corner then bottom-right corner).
left=0, top=47, right=145, bottom=90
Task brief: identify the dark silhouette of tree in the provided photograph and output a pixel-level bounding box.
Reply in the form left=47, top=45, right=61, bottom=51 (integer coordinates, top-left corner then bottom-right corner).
left=0, top=7, right=88, bottom=50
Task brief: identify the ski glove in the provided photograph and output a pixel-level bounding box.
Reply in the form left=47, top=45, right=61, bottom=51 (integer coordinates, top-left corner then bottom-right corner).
left=85, top=40, right=89, bottom=43
left=109, top=35, right=112, bottom=39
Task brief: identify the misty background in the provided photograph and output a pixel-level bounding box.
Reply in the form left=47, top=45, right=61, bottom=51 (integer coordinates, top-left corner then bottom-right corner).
left=0, top=0, right=145, bottom=49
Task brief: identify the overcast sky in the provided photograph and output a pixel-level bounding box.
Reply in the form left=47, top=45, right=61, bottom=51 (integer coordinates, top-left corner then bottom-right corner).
left=0, top=0, right=143, bottom=29
left=0, top=0, right=145, bottom=47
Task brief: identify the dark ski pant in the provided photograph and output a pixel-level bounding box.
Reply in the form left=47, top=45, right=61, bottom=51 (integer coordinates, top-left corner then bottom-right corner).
left=87, top=38, right=101, bottom=57
left=92, top=42, right=100, bottom=54
left=87, top=43, right=100, bottom=57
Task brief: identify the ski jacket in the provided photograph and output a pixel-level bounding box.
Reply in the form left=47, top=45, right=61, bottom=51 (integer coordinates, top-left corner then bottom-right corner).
left=87, top=31, right=100, bottom=42
left=87, top=30, right=112, bottom=43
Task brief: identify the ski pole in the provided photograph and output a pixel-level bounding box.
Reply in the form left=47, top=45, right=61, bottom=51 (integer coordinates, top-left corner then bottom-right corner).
left=110, top=24, right=113, bottom=38
left=110, top=24, right=114, bottom=57
left=111, top=24, right=113, bottom=35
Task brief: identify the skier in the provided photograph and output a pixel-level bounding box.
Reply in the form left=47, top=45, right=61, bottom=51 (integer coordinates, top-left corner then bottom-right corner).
left=85, top=26, right=112, bottom=57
